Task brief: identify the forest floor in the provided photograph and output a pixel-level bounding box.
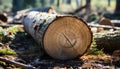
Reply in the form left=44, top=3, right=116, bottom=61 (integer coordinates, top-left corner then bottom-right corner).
left=0, top=25, right=119, bottom=69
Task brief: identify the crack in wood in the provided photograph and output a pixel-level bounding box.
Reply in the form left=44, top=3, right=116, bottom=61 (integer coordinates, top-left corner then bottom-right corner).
left=62, top=33, right=76, bottom=48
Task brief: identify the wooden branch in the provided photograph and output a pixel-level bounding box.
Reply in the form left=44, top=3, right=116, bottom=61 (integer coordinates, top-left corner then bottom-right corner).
left=74, top=5, right=87, bottom=13
left=88, top=23, right=120, bottom=30
left=0, top=57, right=35, bottom=69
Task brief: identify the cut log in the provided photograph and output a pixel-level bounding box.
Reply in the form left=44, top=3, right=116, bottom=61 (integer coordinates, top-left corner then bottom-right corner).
left=22, top=11, right=93, bottom=60
left=94, top=31, right=120, bottom=53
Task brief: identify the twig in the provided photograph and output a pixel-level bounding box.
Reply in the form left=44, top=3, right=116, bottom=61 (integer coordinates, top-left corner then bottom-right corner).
left=0, top=57, right=35, bottom=69
left=88, top=23, right=120, bottom=30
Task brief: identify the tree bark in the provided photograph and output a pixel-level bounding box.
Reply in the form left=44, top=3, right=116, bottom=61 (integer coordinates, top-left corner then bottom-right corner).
left=22, top=11, right=92, bottom=60
left=94, top=31, right=120, bottom=53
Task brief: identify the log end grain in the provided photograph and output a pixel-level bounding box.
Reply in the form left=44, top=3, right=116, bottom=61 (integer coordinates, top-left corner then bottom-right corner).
left=23, top=12, right=93, bottom=60
left=43, top=16, right=93, bottom=60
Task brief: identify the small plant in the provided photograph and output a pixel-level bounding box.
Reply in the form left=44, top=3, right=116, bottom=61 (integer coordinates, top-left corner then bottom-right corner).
left=86, top=40, right=104, bottom=55
left=0, top=26, right=23, bottom=43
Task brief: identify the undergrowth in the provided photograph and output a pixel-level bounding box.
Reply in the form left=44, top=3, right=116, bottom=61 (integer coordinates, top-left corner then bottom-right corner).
left=86, top=40, right=104, bottom=55
left=0, top=26, right=23, bottom=55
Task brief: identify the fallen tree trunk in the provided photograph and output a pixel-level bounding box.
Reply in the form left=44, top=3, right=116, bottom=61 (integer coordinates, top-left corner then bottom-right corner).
left=94, top=31, right=120, bottom=53
left=22, top=11, right=93, bottom=60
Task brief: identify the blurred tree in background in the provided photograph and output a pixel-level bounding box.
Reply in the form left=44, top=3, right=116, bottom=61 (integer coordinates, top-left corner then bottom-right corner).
left=40, top=0, right=48, bottom=6
left=0, top=0, right=119, bottom=19
left=108, top=0, right=111, bottom=6
left=12, top=0, right=40, bottom=13
left=74, top=0, right=91, bottom=14
left=114, top=0, right=120, bottom=16
left=12, top=0, right=23, bottom=13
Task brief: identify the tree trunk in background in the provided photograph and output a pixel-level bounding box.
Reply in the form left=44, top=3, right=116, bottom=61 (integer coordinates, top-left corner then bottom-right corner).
left=57, top=0, right=60, bottom=7
left=22, top=11, right=92, bottom=60
left=12, top=0, right=23, bottom=13
left=40, top=0, right=45, bottom=6
left=40, top=0, right=48, bottom=6
left=114, top=0, right=120, bottom=16
left=85, top=0, right=91, bottom=14
left=66, top=0, right=71, bottom=4
left=0, top=0, right=2, bottom=4
left=108, top=0, right=111, bottom=6
left=76, top=0, right=82, bottom=7
left=50, top=0, right=55, bottom=5
left=74, top=0, right=91, bottom=14
left=23, top=0, right=37, bottom=8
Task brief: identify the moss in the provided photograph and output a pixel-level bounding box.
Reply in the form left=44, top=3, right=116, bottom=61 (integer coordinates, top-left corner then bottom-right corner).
left=86, top=40, right=104, bottom=55
left=0, top=47, right=16, bottom=55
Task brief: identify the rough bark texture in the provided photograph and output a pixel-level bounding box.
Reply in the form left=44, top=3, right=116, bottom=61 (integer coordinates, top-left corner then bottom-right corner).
left=94, top=31, right=120, bottom=53
left=22, top=11, right=92, bottom=60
